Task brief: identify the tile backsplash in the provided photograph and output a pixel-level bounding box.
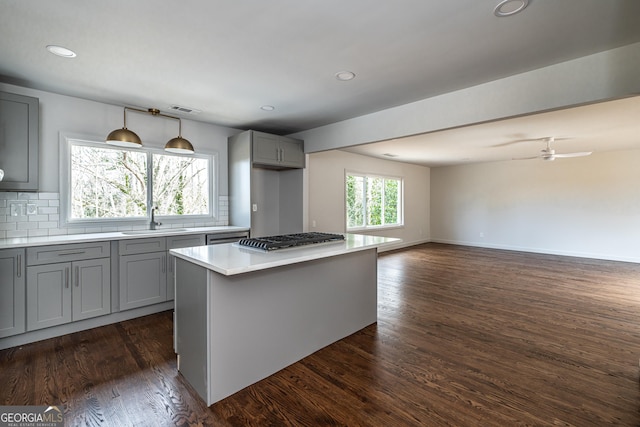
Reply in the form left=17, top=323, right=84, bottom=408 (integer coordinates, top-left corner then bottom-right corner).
left=0, top=192, right=229, bottom=240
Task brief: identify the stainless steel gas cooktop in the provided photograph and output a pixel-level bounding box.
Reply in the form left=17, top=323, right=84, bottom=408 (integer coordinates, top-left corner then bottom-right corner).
left=237, top=232, right=345, bottom=251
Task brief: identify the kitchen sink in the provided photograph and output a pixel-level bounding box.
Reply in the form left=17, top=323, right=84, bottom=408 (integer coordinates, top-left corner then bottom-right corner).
left=121, top=228, right=187, bottom=235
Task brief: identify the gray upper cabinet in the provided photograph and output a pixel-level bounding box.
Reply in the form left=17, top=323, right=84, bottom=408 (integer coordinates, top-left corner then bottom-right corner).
left=0, top=91, right=39, bottom=191
left=251, top=131, right=304, bottom=169
left=0, top=248, right=26, bottom=338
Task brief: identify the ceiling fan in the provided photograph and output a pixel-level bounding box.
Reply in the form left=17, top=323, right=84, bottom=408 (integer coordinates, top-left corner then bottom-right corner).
left=513, top=137, right=592, bottom=161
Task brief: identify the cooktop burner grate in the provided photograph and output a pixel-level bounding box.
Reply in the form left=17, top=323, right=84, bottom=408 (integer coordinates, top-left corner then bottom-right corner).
left=238, top=232, right=345, bottom=251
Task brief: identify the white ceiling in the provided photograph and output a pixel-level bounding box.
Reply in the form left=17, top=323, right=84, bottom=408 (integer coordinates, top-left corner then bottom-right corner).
left=1, top=0, right=640, bottom=165
left=342, top=95, right=640, bottom=167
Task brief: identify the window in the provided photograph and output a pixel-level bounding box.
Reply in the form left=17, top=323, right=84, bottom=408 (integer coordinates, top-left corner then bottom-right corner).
left=346, top=172, right=402, bottom=230
left=61, top=135, right=214, bottom=226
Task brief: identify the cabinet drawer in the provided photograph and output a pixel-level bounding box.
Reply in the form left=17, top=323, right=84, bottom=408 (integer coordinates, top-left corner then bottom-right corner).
left=26, top=242, right=110, bottom=266
left=167, top=235, right=205, bottom=250
left=119, top=237, right=167, bottom=255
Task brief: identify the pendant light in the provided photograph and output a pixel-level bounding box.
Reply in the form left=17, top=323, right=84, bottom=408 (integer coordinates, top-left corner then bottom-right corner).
left=164, top=117, right=194, bottom=154
left=106, top=107, right=142, bottom=148
left=106, top=107, right=194, bottom=154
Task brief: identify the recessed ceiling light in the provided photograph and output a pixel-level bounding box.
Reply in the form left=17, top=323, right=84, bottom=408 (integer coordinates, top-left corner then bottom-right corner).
left=260, top=105, right=275, bottom=111
left=335, top=71, right=356, bottom=81
left=493, top=0, right=529, bottom=17
left=46, top=45, right=77, bottom=58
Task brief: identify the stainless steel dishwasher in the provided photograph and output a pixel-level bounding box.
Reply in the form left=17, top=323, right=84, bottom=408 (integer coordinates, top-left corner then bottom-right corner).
left=206, top=231, right=249, bottom=245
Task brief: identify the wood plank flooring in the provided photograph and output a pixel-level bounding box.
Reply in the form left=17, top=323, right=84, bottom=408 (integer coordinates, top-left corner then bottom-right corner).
left=2, top=243, right=640, bottom=426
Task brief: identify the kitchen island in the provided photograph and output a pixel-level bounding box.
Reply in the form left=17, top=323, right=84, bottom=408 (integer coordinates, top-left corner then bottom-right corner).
left=170, top=233, right=399, bottom=405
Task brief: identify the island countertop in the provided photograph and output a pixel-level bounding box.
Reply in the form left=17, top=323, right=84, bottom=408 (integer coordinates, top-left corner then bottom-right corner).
left=170, top=233, right=400, bottom=276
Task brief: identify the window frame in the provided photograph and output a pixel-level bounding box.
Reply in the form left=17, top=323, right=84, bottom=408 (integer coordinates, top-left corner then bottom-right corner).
left=345, top=170, right=404, bottom=232
left=59, top=132, right=218, bottom=229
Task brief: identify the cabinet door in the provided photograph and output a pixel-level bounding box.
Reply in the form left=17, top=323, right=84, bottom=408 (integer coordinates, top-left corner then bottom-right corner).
left=252, top=132, right=281, bottom=166
left=72, top=258, right=111, bottom=321
left=279, top=138, right=305, bottom=168
left=26, top=263, right=72, bottom=331
left=0, top=249, right=26, bottom=338
left=167, top=235, right=205, bottom=301
left=119, top=252, right=167, bottom=310
left=0, top=91, right=39, bottom=191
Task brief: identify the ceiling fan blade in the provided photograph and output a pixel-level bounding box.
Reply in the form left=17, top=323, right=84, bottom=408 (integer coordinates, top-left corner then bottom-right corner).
left=552, top=151, right=592, bottom=158
left=512, top=155, right=542, bottom=160
left=493, top=137, right=571, bottom=148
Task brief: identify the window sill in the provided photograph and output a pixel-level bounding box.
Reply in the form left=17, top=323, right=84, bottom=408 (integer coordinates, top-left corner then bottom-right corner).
left=347, top=224, right=404, bottom=233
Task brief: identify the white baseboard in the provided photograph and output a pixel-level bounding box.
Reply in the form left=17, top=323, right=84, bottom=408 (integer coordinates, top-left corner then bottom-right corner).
left=429, top=238, right=640, bottom=264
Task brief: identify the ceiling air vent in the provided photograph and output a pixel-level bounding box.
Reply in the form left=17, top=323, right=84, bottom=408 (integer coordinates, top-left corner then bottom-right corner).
left=169, top=105, right=201, bottom=115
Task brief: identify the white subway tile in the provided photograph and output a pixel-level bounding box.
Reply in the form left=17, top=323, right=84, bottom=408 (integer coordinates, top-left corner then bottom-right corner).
left=48, top=228, right=69, bottom=236
left=0, top=193, right=18, bottom=200
left=27, top=215, right=48, bottom=222
left=6, top=216, right=28, bottom=224
left=39, top=207, right=58, bottom=215
left=17, top=193, right=38, bottom=200
left=83, top=227, right=104, bottom=234
left=17, top=222, right=38, bottom=230
left=6, top=230, right=28, bottom=238
left=38, top=221, right=58, bottom=229
left=49, top=200, right=60, bottom=207
left=28, top=229, right=48, bottom=237
left=67, top=228, right=88, bottom=235
left=38, top=192, right=59, bottom=200
left=0, top=223, right=17, bottom=231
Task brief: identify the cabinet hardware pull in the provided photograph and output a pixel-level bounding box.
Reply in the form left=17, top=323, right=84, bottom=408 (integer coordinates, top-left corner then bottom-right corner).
left=17, top=254, right=22, bottom=278
left=65, top=267, right=70, bottom=289
left=162, top=255, right=166, bottom=274
left=75, top=266, right=79, bottom=287
left=58, top=250, right=85, bottom=256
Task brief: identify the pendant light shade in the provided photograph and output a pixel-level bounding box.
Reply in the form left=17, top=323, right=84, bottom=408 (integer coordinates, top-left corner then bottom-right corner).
left=165, top=136, right=194, bottom=154
left=106, top=106, right=195, bottom=154
left=106, top=127, right=142, bottom=148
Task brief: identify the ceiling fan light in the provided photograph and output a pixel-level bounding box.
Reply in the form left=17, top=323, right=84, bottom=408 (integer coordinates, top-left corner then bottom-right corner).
left=106, top=128, right=142, bottom=148
left=165, top=136, right=194, bottom=154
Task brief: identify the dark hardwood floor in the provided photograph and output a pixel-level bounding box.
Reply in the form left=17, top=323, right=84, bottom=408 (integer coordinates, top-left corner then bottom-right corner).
left=2, top=243, right=640, bottom=426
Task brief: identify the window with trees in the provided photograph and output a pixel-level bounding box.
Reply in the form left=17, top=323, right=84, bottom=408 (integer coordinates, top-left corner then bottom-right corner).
left=346, top=172, right=402, bottom=230
left=61, top=136, right=213, bottom=226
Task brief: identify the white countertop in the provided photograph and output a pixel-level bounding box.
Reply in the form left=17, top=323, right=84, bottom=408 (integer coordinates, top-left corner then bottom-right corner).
left=0, top=226, right=250, bottom=249
left=170, top=233, right=401, bottom=276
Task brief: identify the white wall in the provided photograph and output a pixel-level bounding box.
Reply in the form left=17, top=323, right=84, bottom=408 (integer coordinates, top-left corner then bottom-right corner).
left=307, top=150, right=430, bottom=250
left=430, top=149, right=640, bottom=262
left=0, top=82, right=240, bottom=193
left=0, top=82, right=242, bottom=238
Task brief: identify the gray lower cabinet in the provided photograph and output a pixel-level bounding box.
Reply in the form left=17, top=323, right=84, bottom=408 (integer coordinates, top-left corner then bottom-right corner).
left=26, top=259, right=110, bottom=331
left=119, top=235, right=206, bottom=308
left=25, top=242, right=111, bottom=331
left=0, top=249, right=26, bottom=338
left=119, top=252, right=167, bottom=310
left=118, top=237, right=168, bottom=310
left=166, top=235, right=205, bottom=301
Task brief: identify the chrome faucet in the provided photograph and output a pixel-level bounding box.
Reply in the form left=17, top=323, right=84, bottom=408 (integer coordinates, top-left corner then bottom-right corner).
left=150, top=206, right=162, bottom=230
